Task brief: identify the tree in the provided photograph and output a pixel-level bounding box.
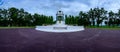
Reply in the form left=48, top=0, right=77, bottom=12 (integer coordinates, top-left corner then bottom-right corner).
left=108, top=11, right=114, bottom=26
left=96, top=8, right=107, bottom=27
left=8, top=7, right=19, bottom=26
left=116, top=9, right=120, bottom=26
left=88, top=8, right=95, bottom=26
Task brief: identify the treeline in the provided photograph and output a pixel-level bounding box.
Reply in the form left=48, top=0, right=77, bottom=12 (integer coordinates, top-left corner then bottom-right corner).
left=0, top=7, right=54, bottom=26
left=1, top=7, right=120, bottom=27
left=65, top=7, right=120, bottom=27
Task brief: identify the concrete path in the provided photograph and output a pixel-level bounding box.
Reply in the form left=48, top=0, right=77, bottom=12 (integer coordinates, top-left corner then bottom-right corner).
left=0, top=28, right=120, bottom=52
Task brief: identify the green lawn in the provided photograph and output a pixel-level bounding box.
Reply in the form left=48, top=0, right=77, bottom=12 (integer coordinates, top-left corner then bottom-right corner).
left=85, top=26, right=120, bottom=30
left=0, top=26, right=35, bottom=29
left=0, top=26, right=120, bottom=30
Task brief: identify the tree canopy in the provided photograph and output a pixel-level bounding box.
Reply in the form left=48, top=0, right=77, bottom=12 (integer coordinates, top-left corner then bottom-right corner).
left=0, top=7, right=54, bottom=26
left=0, top=7, right=120, bottom=27
left=65, top=7, right=120, bottom=27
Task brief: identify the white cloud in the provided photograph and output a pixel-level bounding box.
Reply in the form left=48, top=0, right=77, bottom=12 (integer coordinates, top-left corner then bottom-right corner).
left=89, top=0, right=120, bottom=13
left=1, top=0, right=120, bottom=19
left=61, top=1, right=89, bottom=15
left=103, top=0, right=120, bottom=12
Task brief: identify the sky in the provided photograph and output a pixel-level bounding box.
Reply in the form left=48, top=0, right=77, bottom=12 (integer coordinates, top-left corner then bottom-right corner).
left=0, top=0, right=120, bottom=19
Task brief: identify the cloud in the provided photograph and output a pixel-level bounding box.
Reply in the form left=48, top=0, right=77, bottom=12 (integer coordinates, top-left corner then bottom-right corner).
left=0, top=0, right=4, bottom=5
left=89, top=0, right=120, bottom=12
left=61, top=1, right=89, bottom=15
left=1, top=0, right=120, bottom=19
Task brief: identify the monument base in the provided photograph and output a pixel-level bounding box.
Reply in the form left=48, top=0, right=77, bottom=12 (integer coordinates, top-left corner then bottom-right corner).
left=35, top=21, right=84, bottom=32
left=35, top=26, right=84, bottom=32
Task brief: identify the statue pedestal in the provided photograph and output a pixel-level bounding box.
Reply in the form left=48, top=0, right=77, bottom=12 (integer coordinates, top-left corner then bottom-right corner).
left=53, top=21, right=67, bottom=30
left=35, top=21, right=84, bottom=32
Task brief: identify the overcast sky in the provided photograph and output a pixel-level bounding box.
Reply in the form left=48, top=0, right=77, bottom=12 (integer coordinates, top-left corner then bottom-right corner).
left=0, top=0, right=120, bottom=18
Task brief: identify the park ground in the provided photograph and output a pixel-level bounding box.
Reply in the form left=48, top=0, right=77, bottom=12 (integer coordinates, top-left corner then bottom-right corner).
left=0, top=28, right=120, bottom=52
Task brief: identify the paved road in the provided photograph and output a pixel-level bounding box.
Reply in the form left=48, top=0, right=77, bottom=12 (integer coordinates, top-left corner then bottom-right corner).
left=0, top=28, right=120, bottom=52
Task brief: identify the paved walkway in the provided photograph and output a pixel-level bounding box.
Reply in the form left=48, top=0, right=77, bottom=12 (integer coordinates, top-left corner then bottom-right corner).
left=0, top=28, right=120, bottom=52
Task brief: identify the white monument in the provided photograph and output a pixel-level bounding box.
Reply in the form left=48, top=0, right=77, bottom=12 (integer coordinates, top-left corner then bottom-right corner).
left=35, top=10, right=84, bottom=32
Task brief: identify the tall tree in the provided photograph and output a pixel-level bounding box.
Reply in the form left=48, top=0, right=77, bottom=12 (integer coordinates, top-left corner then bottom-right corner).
left=8, top=7, right=19, bottom=26
left=108, top=11, right=114, bottom=26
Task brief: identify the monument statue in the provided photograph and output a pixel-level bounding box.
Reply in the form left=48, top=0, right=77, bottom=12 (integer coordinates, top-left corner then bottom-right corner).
left=56, top=10, right=64, bottom=23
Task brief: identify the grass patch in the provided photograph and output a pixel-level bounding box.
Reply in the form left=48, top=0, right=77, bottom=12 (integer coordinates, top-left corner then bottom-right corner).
left=86, top=26, right=120, bottom=30
left=0, top=26, right=35, bottom=29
